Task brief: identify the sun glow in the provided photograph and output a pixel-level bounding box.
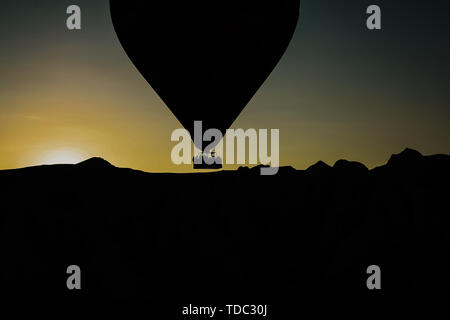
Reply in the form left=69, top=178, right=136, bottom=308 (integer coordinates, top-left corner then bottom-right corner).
left=38, top=148, right=88, bottom=165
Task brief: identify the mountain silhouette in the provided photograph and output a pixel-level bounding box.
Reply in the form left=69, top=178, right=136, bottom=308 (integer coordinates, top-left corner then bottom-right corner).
left=306, top=160, right=332, bottom=173
left=0, top=148, right=449, bottom=299
left=333, top=159, right=368, bottom=173
left=387, top=147, right=423, bottom=165
left=76, top=157, right=114, bottom=169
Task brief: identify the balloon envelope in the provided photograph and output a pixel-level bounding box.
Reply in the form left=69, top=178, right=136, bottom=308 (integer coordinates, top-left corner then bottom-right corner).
left=110, top=0, right=300, bottom=150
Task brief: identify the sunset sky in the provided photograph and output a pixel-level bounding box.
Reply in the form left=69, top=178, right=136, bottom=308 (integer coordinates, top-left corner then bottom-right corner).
left=1, top=0, right=449, bottom=172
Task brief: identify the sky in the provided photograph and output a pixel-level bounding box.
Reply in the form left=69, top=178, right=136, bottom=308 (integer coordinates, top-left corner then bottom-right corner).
left=1, top=0, right=449, bottom=172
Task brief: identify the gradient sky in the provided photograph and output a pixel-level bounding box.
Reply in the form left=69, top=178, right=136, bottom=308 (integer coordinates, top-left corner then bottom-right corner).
left=1, top=0, right=449, bottom=172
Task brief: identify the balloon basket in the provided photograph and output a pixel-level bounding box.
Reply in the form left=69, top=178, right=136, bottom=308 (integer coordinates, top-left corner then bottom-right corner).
left=193, top=153, right=222, bottom=170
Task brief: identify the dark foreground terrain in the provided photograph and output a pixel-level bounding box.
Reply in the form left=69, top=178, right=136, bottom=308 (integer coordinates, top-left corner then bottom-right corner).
left=0, top=148, right=449, bottom=299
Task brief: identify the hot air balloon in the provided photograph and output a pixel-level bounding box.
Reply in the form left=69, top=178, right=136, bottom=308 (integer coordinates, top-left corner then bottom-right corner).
left=110, top=0, right=300, bottom=168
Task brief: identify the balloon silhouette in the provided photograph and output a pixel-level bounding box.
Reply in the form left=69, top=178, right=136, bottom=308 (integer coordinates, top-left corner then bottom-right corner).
left=110, top=1, right=300, bottom=152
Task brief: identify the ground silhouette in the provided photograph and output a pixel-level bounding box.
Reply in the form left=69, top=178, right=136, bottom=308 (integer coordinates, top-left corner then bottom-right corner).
left=0, top=148, right=449, bottom=299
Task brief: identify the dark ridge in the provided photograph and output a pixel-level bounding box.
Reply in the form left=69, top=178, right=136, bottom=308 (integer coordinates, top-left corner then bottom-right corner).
left=76, top=157, right=115, bottom=169
left=426, top=153, right=450, bottom=162
left=306, top=160, right=331, bottom=173
left=333, top=159, right=368, bottom=172
left=274, top=165, right=297, bottom=174
left=386, top=147, right=423, bottom=167
left=0, top=148, right=441, bottom=175
left=0, top=148, right=449, bottom=298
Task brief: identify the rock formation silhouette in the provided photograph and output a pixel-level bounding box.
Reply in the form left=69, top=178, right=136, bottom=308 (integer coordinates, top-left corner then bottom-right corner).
left=0, top=148, right=448, bottom=299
